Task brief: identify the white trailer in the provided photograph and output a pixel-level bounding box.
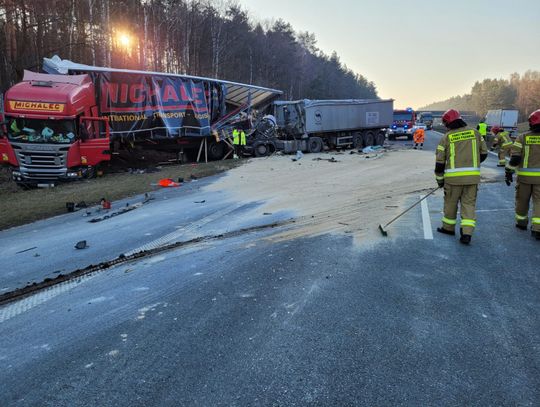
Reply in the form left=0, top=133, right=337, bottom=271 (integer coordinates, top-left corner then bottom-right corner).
left=485, top=109, right=519, bottom=135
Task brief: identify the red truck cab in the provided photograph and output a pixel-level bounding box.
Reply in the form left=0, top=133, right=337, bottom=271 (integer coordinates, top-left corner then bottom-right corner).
left=0, top=71, right=110, bottom=185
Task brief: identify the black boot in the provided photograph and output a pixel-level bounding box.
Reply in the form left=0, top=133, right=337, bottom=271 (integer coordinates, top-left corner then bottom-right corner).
left=532, top=231, right=540, bottom=240
left=516, top=224, right=527, bottom=231
left=459, top=228, right=471, bottom=245
left=437, top=227, right=455, bottom=236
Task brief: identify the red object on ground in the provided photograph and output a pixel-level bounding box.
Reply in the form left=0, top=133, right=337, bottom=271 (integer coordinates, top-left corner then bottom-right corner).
left=158, top=178, right=181, bottom=187
left=101, top=199, right=111, bottom=209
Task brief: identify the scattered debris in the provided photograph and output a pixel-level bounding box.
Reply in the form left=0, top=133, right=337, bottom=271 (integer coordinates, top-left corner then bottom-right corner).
left=33, top=253, right=40, bottom=257
left=16, top=246, right=37, bottom=254
left=263, top=212, right=272, bottom=216
left=75, top=240, right=88, bottom=250
left=75, top=201, right=87, bottom=209
left=158, top=178, right=181, bottom=187
left=89, top=202, right=143, bottom=223
left=178, top=177, right=184, bottom=183
left=100, top=198, right=111, bottom=210
left=312, top=157, right=340, bottom=163
left=292, top=150, right=304, bottom=162
left=194, top=200, right=206, bottom=204
left=190, top=174, right=198, bottom=180
left=338, top=222, right=350, bottom=226
left=66, top=202, right=75, bottom=212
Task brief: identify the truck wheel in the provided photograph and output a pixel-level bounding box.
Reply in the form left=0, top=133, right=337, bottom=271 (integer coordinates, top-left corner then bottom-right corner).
left=253, top=142, right=270, bottom=157
left=307, top=137, right=323, bottom=153
left=208, top=141, right=226, bottom=160
left=353, top=133, right=363, bottom=149
left=388, top=134, right=396, bottom=141
left=407, top=134, right=413, bottom=141
left=375, top=132, right=385, bottom=146
left=363, top=130, right=375, bottom=146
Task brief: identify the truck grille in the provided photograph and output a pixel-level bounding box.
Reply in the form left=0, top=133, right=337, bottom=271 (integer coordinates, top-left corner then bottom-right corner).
left=12, top=144, right=69, bottom=180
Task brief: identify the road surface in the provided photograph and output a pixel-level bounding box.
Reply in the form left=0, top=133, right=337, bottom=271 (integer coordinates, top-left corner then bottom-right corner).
left=1, top=132, right=539, bottom=406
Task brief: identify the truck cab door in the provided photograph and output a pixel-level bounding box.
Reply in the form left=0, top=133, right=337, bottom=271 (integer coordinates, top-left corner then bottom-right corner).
left=79, top=116, right=111, bottom=166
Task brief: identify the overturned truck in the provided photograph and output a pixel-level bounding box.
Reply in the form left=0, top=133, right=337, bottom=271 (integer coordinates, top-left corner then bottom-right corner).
left=246, top=99, right=393, bottom=157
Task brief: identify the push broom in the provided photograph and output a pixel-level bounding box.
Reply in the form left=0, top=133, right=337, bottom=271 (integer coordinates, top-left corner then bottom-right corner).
left=378, top=187, right=441, bottom=236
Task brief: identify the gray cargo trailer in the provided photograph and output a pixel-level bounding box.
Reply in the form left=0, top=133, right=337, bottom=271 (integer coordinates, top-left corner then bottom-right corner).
left=249, top=99, right=393, bottom=155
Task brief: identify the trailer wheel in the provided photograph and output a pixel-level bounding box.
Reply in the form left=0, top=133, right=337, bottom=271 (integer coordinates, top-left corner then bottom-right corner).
left=208, top=141, right=226, bottom=160
left=253, top=142, right=270, bottom=157
left=353, top=133, right=363, bottom=149
left=363, top=130, right=375, bottom=147
left=307, top=137, right=323, bottom=153
left=375, top=132, right=385, bottom=146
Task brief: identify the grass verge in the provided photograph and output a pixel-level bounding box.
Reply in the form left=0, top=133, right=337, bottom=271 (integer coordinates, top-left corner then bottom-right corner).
left=0, top=160, right=242, bottom=231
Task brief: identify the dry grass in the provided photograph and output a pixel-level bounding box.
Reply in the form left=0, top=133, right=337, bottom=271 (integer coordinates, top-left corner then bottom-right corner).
left=0, top=160, right=242, bottom=231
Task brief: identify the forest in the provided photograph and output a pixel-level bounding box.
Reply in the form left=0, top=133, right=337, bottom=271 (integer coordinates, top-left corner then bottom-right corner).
left=421, top=71, right=540, bottom=120
left=0, top=0, right=378, bottom=100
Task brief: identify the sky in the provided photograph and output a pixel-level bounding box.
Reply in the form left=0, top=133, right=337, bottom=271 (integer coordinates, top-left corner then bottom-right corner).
left=239, top=0, right=540, bottom=109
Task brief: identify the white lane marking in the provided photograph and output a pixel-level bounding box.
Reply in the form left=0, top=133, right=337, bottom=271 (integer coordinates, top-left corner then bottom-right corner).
left=420, top=194, right=434, bottom=240
left=0, top=273, right=99, bottom=323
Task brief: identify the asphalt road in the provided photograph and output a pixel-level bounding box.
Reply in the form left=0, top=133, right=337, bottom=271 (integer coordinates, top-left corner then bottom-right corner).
left=1, top=132, right=539, bottom=406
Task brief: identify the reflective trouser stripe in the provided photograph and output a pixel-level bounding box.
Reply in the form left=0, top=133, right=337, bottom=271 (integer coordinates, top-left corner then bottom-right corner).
left=445, top=171, right=481, bottom=178
left=461, top=219, right=476, bottom=228
left=516, top=214, right=528, bottom=221
left=517, top=169, right=540, bottom=176
left=442, top=217, right=457, bottom=225
left=513, top=142, right=523, bottom=149
left=532, top=218, right=540, bottom=225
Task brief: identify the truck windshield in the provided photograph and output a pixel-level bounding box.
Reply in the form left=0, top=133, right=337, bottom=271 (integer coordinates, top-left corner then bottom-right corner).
left=393, top=113, right=413, bottom=121
left=7, top=118, right=76, bottom=144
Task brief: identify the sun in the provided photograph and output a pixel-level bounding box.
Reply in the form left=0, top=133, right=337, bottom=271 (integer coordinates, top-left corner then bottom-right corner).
left=117, top=32, right=132, bottom=48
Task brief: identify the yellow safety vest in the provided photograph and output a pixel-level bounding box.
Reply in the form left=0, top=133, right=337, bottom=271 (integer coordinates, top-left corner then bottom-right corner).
left=477, top=122, right=487, bottom=137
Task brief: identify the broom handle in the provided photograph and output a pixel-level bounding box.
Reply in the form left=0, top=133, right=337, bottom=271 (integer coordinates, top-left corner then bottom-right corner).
left=383, top=187, right=441, bottom=228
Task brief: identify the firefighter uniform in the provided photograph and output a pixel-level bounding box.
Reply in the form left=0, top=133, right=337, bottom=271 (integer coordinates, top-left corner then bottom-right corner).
left=492, top=130, right=513, bottom=166
left=435, top=123, right=488, bottom=240
left=413, top=128, right=425, bottom=149
left=506, top=131, right=540, bottom=236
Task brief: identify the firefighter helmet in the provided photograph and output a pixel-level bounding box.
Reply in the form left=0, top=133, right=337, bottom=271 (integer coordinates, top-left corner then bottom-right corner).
left=528, top=109, right=540, bottom=127
left=491, top=126, right=501, bottom=134
left=442, top=109, right=462, bottom=126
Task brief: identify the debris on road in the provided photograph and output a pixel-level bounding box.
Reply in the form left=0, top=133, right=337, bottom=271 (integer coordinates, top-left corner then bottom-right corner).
left=158, top=178, right=181, bottom=188
left=312, top=157, right=340, bottom=163
left=88, top=202, right=144, bottom=223
left=75, top=240, right=88, bottom=249
left=101, top=198, right=112, bottom=210
left=194, top=200, right=206, bottom=204
left=15, top=246, right=37, bottom=254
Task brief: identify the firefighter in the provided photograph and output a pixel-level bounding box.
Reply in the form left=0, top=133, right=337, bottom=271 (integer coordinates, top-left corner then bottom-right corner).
left=477, top=119, right=488, bottom=140
left=505, top=109, right=540, bottom=240
left=490, top=126, right=513, bottom=167
left=232, top=128, right=246, bottom=159
left=435, top=109, right=488, bottom=244
left=413, top=126, right=425, bottom=149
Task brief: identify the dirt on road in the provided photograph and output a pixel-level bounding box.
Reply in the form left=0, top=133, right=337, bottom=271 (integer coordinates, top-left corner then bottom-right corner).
left=207, top=148, right=500, bottom=244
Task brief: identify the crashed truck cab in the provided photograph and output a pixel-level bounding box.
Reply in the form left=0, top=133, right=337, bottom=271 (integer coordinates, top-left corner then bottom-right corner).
left=0, top=71, right=110, bottom=185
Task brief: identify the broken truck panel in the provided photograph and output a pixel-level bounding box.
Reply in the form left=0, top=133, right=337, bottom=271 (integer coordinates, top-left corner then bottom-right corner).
left=0, top=56, right=282, bottom=185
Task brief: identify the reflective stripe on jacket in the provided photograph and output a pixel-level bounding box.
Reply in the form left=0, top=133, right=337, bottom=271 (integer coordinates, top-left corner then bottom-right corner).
left=435, top=127, right=487, bottom=185
left=510, top=132, right=540, bottom=184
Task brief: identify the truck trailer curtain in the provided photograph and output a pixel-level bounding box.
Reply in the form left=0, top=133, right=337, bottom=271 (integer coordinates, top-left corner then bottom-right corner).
left=92, top=72, right=226, bottom=138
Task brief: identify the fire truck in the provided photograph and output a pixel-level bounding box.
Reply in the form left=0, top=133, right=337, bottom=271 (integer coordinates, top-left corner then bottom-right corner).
left=0, top=56, right=281, bottom=186
left=386, top=108, right=416, bottom=140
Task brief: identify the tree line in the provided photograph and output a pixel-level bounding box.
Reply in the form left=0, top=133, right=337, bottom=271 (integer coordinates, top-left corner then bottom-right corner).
left=421, top=71, right=540, bottom=121
left=0, top=0, right=378, bottom=101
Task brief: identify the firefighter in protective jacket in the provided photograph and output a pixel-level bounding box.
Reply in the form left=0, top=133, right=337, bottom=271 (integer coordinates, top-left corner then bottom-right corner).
left=435, top=109, right=488, bottom=244
left=491, top=126, right=513, bottom=167
left=505, top=109, right=540, bottom=240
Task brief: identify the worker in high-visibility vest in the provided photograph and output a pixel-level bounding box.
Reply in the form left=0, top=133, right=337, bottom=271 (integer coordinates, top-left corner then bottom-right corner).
left=490, top=126, right=513, bottom=167
left=477, top=120, right=488, bottom=140
left=232, top=128, right=246, bottom=159
left=435, top=109, right=488, bottom=245
left=413, top=127, right=425, bottom=149
left=505, top=109, right=540, bottom=240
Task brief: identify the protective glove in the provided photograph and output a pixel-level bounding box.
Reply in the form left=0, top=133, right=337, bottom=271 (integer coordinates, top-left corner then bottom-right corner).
left=436, top=178, right=444, bottom=188
left=505, top=169, right=513, bottom=186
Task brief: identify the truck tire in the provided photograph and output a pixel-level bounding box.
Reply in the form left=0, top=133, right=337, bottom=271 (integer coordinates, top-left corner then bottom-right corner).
left=208, top=141, right=226, bottom=160
left=253, top=141, right=270, bottom=157
left=353, top=133, right=363, bottom=149
left=363, top=130, right=375, bottom=147
left=407, top=134, right=413, bottom=141
left=307, top=137, right=323, bottom=153
left=375, top=132, right=385, bottom=146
